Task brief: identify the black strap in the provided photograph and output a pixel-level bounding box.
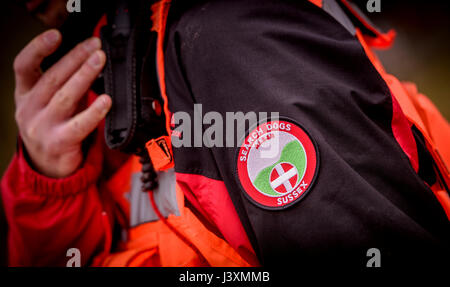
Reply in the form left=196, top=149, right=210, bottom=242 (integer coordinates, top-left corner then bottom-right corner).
left=101, top=0, right=165, bottom=155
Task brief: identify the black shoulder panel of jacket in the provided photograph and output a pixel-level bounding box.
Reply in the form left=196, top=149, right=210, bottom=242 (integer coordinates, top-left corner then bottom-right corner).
left=164, top=0, right=449, bottom=267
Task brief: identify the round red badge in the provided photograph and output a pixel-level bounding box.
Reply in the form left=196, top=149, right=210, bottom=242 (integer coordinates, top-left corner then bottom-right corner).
left=237, top=119, right=319, bottom=210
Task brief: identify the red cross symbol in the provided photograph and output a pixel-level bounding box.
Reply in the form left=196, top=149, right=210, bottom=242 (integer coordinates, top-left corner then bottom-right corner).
left=269, top=162, right=299, bottom=194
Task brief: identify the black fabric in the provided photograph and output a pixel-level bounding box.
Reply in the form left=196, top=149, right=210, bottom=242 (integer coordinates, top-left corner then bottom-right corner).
left=164, top=0, right=449, bottom=267
left=412, top=126, right=437, bottom=187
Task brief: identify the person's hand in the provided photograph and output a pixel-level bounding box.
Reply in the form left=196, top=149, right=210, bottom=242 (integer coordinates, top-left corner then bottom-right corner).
left=13, top=29, right=112, bottom=178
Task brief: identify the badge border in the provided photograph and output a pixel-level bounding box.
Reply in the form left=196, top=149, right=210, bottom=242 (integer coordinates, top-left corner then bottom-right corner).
left=235, top=117, right=320, bottom=210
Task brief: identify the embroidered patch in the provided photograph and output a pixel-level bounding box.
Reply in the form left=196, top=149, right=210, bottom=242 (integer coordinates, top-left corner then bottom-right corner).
left=237, top=119, right=319, bottom=210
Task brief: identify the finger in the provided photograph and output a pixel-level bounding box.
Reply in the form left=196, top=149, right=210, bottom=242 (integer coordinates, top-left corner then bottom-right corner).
left=32, top=37, right=102, bottom=107
left=47, top=50, right=106, bottom=120
left=14, top=29, right=61, bottom=96
left=60, top=95, right=111, bottom=144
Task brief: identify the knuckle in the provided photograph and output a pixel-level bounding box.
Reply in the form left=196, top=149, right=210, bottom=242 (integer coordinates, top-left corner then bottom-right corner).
left=72, top=69, right=90, bottom=88
left=92, top=103, right=105, bottom=119
left=13, top=56, right=25, bottom=75
left=41, top=72, right=59, bottom=88
left=62, top=47, right=87, bottom=72
left=53, top=90, right=72, bottom=108
left=14, top=108, right=25, bottom=127
left=25, top=122, right=40, bottom=143
left=73, top=42, right=90, bottom=60
left=70, top=118, right=85, bottom=135
left=14, top=106, right=31, bottom=127
left=79, top=63, right=95, bottom=78
left=32, top=36, right=47, bottom=54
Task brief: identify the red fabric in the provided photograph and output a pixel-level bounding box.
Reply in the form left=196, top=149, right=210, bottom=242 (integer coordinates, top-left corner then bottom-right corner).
left=175, top=172, right=258, bottom=266
left=93, top=15, right=107, bottom=38
left=390, top=96, right=420, bottom=172
left=339, top=0, right=396, bottom=49
left=151, top=0, right=173, bottom=135
left=1, top=130, right=108, bottom=266
left=308, top=0, right=323, bottom=8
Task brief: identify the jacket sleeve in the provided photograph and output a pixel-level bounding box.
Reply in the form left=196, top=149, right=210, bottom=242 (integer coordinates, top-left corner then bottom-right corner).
left=164, top=0, right=450, bottom=267
left=1, top=131, right=107, bottom=266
